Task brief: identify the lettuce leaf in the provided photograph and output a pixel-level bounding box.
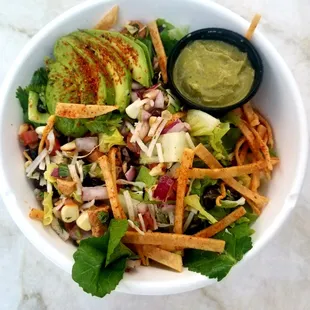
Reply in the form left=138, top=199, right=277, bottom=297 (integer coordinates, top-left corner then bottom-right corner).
left=190, top=177, right=217, bottom=197
left=72, top=219, right=134, bottom=298
left=99, top=129, right=125, bottom=153
left=135, top=166, right=157, bottom=188
left=184, top=195, right=217, bottom=224
left=184, top=221, right=253, bottom=281
left=85, top=112, right=122, bottom=135
left=156, top=19, right=189, bottom=56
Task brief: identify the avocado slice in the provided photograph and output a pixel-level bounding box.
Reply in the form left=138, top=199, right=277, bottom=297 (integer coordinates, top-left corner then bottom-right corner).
left=70, top=31, right=131, bottom=112
left=54, top=37, right=97, bottom=105
left=84, top=30, right=153, bottom=87
left=46, top=62, right=88, bottom=137
left=135, top=39, right=154, bottom=82
left=28, top=91, right=50, bottom=124
left=60, top=35, right=115, bottom=106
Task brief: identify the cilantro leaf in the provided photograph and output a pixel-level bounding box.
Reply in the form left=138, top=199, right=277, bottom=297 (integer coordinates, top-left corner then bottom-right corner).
left=184, top=221, right=254, bottom=281
left=98, top=211, right=110, bottom=225
left=85, top=112, right=122, bottom=135
left=72, top=219, right=132, bottom=298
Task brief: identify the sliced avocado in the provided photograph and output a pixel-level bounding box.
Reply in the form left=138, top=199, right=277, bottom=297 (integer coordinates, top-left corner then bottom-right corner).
left=54, top=37, right=96, bottom=105
left=135, top=39, right=154, bottom=83
left=84, top=29, right=152, bottom=87
left=60, top=35, right=115, bottom=106
left=70, top=31, right=131, bottom=112
left=46, top=62, right=88, bottom=137
left=28, top=91, right=50, bottom=124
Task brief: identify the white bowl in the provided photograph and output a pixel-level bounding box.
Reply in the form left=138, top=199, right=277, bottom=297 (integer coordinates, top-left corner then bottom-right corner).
left=0, top=0, right=308, bottom=296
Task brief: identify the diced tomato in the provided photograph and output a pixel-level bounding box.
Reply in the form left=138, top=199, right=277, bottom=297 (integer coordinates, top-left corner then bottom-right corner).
left=19, top=130, right=39, bottom=146
left=142, top=211, right=155, bottom=231
left=51, top=138, right=61, bottom=156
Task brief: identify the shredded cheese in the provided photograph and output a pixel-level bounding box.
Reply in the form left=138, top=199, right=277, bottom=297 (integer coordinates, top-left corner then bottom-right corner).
left=148, top=117, right=163, bottom=137
left=183, top=211, right=195, bottom=232
left=128, top=219, right=145, bottom=235
left=25, top=148, right=48, bottom=177
left=125, top=121, right=149, bottom=153
left=156, top=143, right=164, bottom=163
left=123, top=190, right=136, bottom=221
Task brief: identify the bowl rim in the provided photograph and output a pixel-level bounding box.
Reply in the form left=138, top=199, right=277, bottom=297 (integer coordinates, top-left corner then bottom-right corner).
left=0, top=0, right=308, bottom=296
left=167, top=27, right=264, bottom=114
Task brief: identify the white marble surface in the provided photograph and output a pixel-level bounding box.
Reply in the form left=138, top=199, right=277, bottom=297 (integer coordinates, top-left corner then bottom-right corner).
left=1, top=0, right=310, bottom=309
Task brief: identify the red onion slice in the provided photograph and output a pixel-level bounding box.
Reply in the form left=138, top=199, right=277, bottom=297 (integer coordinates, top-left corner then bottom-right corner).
left=153, top=175, right=175, bottom=202
left=82, top=186, right=108, bottom=201
left=125, top=166, right=136, bottom=181
left=154, top=91, right=165, bottom=109
left=76, top=137, right=98, bottom=153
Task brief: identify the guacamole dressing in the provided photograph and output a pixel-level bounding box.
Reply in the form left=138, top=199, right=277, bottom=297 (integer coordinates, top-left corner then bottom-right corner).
left=173, top=40, right=255, bottom=107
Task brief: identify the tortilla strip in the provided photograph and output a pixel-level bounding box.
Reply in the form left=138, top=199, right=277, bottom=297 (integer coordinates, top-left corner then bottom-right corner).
left=245, top=13, right=261, bottom=40
left=188, top=160, right=269, bottom=179
left=255, top=110, right=274, bottom=148
left=239, top=144, right=249, bottom=164
left=108, top=147, right=118, bottom=185
left=257, top=124, right=267, bottom=142
left=29, top=208, right=44, bottom=221
left=123, top=231, right=225, bottom=253
left=142, top=245, right=183, bottom=272
left=194, top=144, right=269, bottom=208
left=235, top=136, right=247, bottom=166
left=56, top=103, right=118, bottom=119
left=174, top=148, right=195, bottom=234
left=133, top=244, right=149, bottom=266
left=250, top=171, right=260, bottom=192
left=87, top=148, right=104, bottom=162
left=98, top=155, right=126, bottom=219
left=216, top=183, right=227, bottom=206
left=243, top=102, right=260, bottom=126
left=248, top=125, right=272, bottom=170
left=38, top=115, right=56, bottom=154
left=94, top=5, right=119, bottom=30
left=148, top=21, right=168, bottom=83
left=195, top=207, right=247, bottom=238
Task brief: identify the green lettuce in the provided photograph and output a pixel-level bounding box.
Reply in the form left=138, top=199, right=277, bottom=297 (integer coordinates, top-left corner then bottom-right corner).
left=190, top=177, right=217, bottom=197
left=156, top=19, right=189, bottom=56
left=85, top=112, right=122, bottom=135
left=99, top=129, right=125, bottom=153
left=135, top=166, right=157, bottom=188
left=184, top=195, right=217, bottom=224
left=217, top=197, right=246, bottom=208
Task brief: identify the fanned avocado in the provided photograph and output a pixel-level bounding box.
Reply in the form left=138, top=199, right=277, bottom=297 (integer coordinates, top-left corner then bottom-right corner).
left=46, top=62, right=88, bottom=137
left=28, top=91, right=50, bottom=124
left=60, top=35, right=115, bottom=106
left=84, top=30, right=152, bottom=87
left=70, top=31, right=131, bottom=112
left=135, top=39, right=154, bottom=82
left=54, top=37, right=96, bottom=105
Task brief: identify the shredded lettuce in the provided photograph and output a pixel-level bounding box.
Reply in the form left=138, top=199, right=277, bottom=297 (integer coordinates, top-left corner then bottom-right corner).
left=99, top=129, right=125, bottom=153
left=42, top=192, right=53, bottom=226
left=186, top=110, right=220, bottom=136
left=184, top=195, right=217, bottom=224
left=135, top=166, right=157, bottom=188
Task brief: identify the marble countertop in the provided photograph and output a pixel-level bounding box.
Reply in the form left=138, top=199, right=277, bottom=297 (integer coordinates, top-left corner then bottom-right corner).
left=1, top=0, right=310, bottom=309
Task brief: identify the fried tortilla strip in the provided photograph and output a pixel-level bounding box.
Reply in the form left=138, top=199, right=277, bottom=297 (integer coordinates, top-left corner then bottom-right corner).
left=87, top=148, right=104, bottom=163
left=194, top=144, right=269, bottom=208
left=98, top=155, right=126, bottom=219
left=29, top=208, right=44, bottom=221
left=56, top=103, right=118, bottom=119
left=239, top=144, right=249, bottom=164
left=123, top=231, right=225, bottom=253
left=255, top=110, right=274, bottom=148
left=245, top=13, right=261, bottom=40
left=148, top=21, right=168, bottom=83
left=188, top=160, right=269, bottom=179
left=142, top=245, right=183, bottom=272
left=250, top=171, right=260, bottom=192
left=195, top=207, right=247, bottom=238
left=235, top=136, right=247, bottom=165
left=94, top=5, right=119, bottom=30
left=248, top=125, right=272, bottom=170
left=108, top=147, right=118, bottom=185
left=133, top=244, right=149, bottom=266
left=257, top=124, right=267, bottom=143
left=38, top=115, right=56, bottom=154
left=174, top=148, right=195, bottom=234
left=243, top=102, right=260, bottom=126
left=216, top=183, right=227, bottom=206
left=88, top=205, right=109, bottom=237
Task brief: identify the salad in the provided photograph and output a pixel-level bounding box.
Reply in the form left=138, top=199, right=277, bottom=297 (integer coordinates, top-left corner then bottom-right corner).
left=17, top=6, right=279, bottom=297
